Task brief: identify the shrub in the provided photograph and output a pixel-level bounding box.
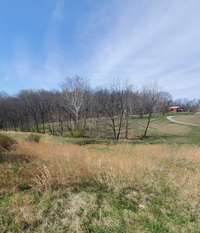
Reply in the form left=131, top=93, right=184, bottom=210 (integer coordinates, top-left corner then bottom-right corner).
left=71, top=129, right=85, bottom=138
left=72, top=138, right=111, bottom=146
left=27, top=134, right=41, bottom=143
left=0, top=134, right=17, bottom=152
left=73, top=138, right=97, bottom=145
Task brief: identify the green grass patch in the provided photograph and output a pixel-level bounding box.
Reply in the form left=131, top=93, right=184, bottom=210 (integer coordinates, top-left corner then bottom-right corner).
left=26, top=134, right=41, bottom=143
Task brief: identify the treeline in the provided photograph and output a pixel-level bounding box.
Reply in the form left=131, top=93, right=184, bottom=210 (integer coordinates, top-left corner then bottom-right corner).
left=0, top=76, right=199, bottom=140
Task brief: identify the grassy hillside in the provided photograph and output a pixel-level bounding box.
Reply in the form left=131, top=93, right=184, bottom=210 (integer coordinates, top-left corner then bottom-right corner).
left=1, top=114, right=200, bottom=232
left=3, top=114, right=200, bottom=145
left=171, top=114, right=200, bottom=125
left=1, top=141, right=200, bottom=232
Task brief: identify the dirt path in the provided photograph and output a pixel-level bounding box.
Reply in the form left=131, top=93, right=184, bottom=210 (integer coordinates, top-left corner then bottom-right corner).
left=166, top=116, right=200, bottom=127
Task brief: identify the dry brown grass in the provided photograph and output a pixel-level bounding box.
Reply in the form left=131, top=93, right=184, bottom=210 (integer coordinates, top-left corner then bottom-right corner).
left=13, top=141, right=200, bottom=198
left=2, top=140, right=200, bottom=232
left=14, top=142, right=161, bottom=191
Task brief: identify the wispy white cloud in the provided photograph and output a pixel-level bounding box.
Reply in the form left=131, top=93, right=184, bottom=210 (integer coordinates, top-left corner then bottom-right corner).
left=1, top=0, right=200, bottom=98
left=52, top=0, right=64, bottom=21
left=84, top=0, right=200, bottom=98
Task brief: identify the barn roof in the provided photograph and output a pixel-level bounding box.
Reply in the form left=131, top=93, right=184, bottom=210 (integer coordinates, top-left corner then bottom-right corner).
left=169, top=106, right=180, bottom=109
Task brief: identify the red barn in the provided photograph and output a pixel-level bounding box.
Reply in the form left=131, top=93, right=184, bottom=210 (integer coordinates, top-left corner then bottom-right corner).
left=168, top=106, right=184, bottom=113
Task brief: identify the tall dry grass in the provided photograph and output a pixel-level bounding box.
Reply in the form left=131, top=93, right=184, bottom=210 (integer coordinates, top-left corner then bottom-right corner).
left=14, top=141, right=200, bottom=198
left=15, top=142, right=161, bottom=190
left=2, top=140, right=200, bottom=233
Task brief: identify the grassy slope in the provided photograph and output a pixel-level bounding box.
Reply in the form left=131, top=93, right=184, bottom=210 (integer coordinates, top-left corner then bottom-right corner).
left=1, top=114, right=200, bottom=232
left=172, top=114, right=200, bottom=125
left=3, top=114, right=200, bottom=146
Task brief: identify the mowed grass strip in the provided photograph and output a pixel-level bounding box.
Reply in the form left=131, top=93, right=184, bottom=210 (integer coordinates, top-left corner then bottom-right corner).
left=172, top=114, right=200, bottom=126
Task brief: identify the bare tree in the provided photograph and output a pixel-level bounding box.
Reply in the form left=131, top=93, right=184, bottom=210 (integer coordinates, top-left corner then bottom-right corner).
left=0, top=79, right=178, bottom=142
left=159, top=91, right=172, bottom=115
left=96, top=86, right=126, bottom=141
left=124, top=85, right=134, bottom=139
left=62, top=76, right=88, bottom=136
left=141, top=85, right=161, bottom=138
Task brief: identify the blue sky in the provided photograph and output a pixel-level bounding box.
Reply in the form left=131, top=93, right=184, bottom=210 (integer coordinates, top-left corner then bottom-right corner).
left=0, top=0, right=200, bottom=98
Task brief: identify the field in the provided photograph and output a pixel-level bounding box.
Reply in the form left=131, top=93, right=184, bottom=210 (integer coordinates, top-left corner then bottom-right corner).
left=1, top=114, right=200, bottom=232
left=171, top=114, right=200, bottom=126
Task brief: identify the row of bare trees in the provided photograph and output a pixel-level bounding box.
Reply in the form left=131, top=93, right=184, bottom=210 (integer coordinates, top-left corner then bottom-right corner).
left=0, top=76, right=182, bottom=140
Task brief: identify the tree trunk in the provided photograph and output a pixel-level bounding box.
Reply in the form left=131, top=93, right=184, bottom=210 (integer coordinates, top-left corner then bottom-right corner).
left=42, top=120, right=45, bottom=134
left=116, top=111, right=124, bottom=140
left=111, top=118, right=117, bottom=140
left=143, top=112, right=152, bottom=138
left=125, top=110, right=129, bottom=139
left=59, top=120, right=64, bottom=136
